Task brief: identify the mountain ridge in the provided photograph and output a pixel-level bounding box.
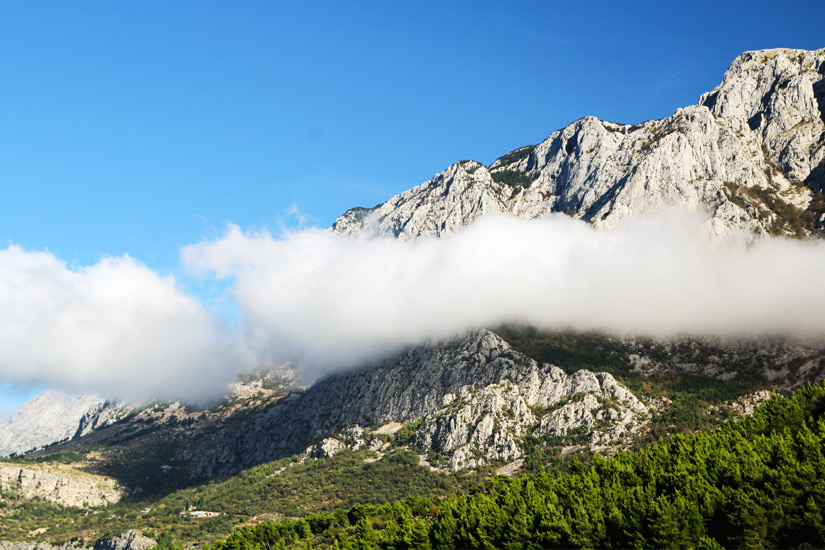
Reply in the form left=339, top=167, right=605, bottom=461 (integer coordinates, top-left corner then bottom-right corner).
left=333, top=47, right=825, bottom=241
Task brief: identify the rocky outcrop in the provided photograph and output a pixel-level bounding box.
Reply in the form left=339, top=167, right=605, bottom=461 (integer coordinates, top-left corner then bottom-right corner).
left=301, top=360, right=647, bottom=471
left=410, top=366, right=645, bottom=469
left=417, top=381, right=536, bottom=469
left=0, top=462, right=121, bottom=507
left=191, top=330, right=647, bottom=474
left=310, top=437, right=348, bottom=459
left=74, top=400, right=130, bottom=439
left=708, top=389, right=775, bottom=418
left=333, top=48, right=825, bottom=241
left=332, top=161, right=510, bottom=240
left=0, top=530, right=154, bottom=550
left=0, top=391, right=126, bottom=458
left=93, top=531, right=155, bottom=550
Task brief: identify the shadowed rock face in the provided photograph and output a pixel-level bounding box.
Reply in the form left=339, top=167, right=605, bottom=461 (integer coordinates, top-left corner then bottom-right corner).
left=190, top=330, right=647, bottom=475
left=333, top=48, right=825, bottom=241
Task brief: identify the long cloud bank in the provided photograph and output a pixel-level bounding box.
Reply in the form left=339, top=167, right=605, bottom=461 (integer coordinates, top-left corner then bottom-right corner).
left=3, top=212, right=825, bottom=400
left=183, top=213, right=825, bottom=380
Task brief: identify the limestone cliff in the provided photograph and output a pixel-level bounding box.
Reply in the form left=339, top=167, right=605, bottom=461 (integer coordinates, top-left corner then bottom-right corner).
left=193, top=330, right=647, bottom=474
left=333, top=48, right=825, bottom=240
left=0, top=462, right=121, bottom=507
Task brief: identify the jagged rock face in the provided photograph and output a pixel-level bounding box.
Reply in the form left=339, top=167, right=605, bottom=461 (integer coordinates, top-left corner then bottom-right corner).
left=700, top=49, right=825, bottom=187
left=411, top=366, right=646, bottom=470
left=416, top=381, right=536, bottom=470
left=75, top=400, right=130, bottom=439
left=0, top=462, right=121, bottom=507
left=332, top=161, right=509, bottom=239
left=192, top=330, right=646, bottom=474
left=0, top=391, right=125, bottom=457
left=333, top=48, right=825, bottom=241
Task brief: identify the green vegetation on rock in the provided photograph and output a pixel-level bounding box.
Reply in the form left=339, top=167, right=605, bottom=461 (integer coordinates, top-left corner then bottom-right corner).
left=493, top=145, right=537, bottom=167
left=492, top=170, right=533, bottom=189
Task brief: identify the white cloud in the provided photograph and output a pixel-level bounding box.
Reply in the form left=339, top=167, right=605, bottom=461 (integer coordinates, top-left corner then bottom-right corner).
left=183, top=213, right=825, bottom=380
left=0, top=245, right=236, bottom=402
left=5, top=211, right=823, bottom=401
left=285, top=203, right=314, bottom=227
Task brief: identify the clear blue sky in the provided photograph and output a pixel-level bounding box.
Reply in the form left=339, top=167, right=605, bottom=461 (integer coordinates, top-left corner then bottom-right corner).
left=0, top=1, right=823, bottom=411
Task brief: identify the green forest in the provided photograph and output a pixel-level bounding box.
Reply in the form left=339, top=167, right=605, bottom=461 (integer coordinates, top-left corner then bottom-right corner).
left=204, top=382, right=825, bottom=549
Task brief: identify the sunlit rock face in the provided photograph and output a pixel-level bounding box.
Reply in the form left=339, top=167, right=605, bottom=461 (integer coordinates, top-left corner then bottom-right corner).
left=334, top=48, right=825, bottom=241
left=0, top=462, right=121, bottom=507
left=0, top=390, right=124, bottom=458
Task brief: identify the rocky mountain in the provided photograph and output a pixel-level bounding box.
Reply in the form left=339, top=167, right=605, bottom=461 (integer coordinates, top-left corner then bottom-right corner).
left=0, top=369, right=296, bottom=463
left=333, top=48, right=825, bottom=241
left=22, top=331, right=647, bottom=485
left=3, top=48, right=824, bottom=548
left=0, top=391, right=126, bottom=458
left=190, top=330, right=648, bottom=475
left=11, top=48, right=823, bottom=476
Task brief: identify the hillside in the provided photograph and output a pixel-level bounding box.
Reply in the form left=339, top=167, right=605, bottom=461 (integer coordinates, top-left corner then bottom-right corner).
left=208, top=381, right=825, bottom=549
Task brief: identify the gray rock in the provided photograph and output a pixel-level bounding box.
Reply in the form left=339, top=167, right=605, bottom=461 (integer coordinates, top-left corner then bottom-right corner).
left=0, top=530, right=153, bottom=550
left=309, top=438, right=347, bottom=459
left=0, top=462, right=121, bottom=507
left=93, top=531, right=155, bottom=550
left=412, top=367, right=647, bottom=469
left=0, top=391, right=124, bottom=458
left=191, top=329, right=646, bottom=474
left=75, top=400, right=129, bottom=439
left=333, top=48, right=825, bottom=242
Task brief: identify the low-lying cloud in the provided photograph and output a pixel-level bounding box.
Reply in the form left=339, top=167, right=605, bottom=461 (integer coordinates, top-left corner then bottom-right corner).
left=0, top=246, right=235, bottom=402
left=183, top=212, right=825, bottom=380
left=3, top=212, right=825, bottom=402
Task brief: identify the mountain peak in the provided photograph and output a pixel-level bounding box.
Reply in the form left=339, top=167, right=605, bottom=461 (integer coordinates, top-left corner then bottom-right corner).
left=333, top=48, right=825, bottom=241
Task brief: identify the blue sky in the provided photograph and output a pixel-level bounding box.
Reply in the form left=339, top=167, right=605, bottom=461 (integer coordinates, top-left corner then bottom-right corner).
left=1, top=1, right=823, bottom=413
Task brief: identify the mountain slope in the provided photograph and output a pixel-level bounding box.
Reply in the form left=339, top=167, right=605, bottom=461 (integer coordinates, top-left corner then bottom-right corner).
left=0, top=391, right=125, bottom=458
left=333, top=48, right=825, bottom=240
left=210, top=382, right=825, bottom=550
left=190, top=329, right=647, bottom=477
